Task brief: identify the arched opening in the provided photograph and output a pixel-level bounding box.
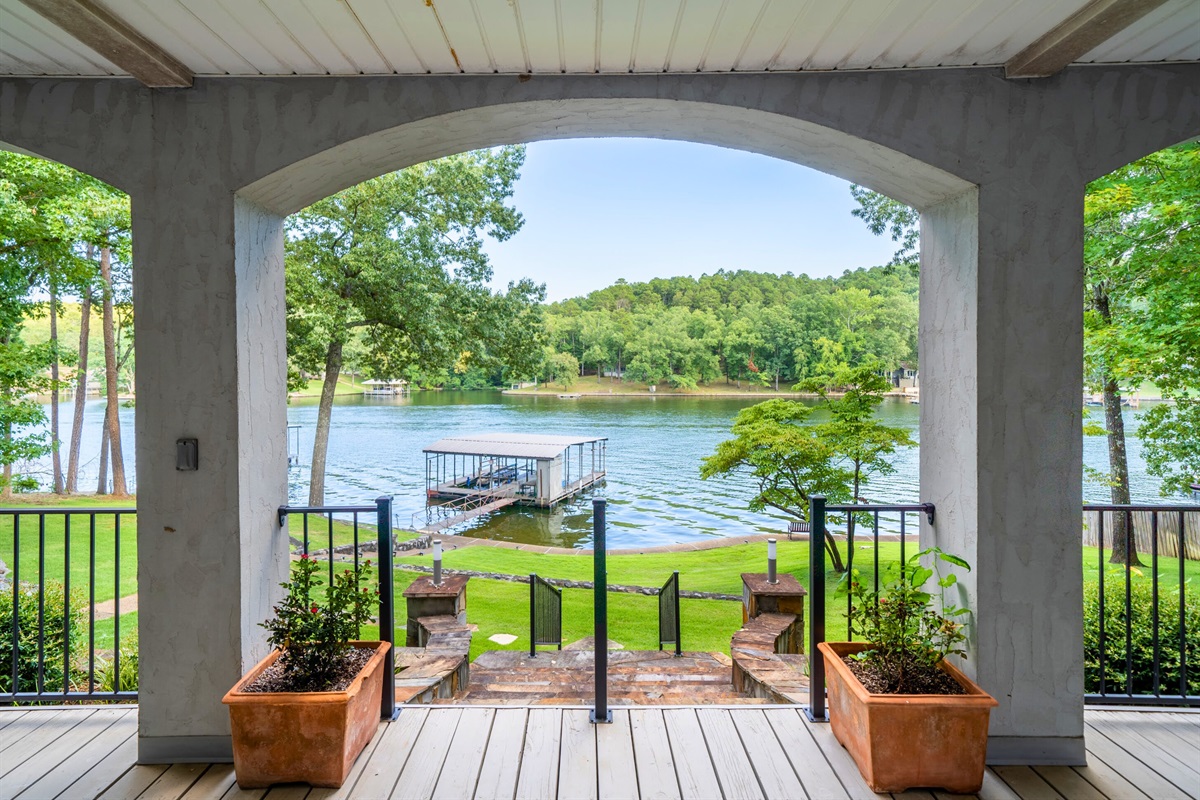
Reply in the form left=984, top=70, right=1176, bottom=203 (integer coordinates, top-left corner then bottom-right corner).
left=225, top=105, right=975, bottom=709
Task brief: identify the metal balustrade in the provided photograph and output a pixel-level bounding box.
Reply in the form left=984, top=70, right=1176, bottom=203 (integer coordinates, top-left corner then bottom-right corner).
left=1083, top=504, right=1198, bottom=707
left=277, top=496, right=398, bottom=720
left=804, top=497, right=934, bottom=722
left=528, top=573, right=563, bottom=657
left=658, top=571, right=681, bottom=655
left=2, top=506, right=138, bottom=705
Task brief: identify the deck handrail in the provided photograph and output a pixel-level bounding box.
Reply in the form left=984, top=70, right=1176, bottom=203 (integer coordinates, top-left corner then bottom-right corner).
left=277, top=497, right=398, bottom=720
left=2, top=506, right=138, bottom=705
left=805, top=498, right=1199, bottom=722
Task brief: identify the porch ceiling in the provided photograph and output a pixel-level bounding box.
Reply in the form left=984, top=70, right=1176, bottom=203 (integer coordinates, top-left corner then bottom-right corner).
left=2, top=0, right=1196, bottom=86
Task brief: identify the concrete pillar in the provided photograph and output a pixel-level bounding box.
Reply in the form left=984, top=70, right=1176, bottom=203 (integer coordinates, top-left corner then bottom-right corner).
left=402, top=575, right=469, bottom=647
left=920, top=180, right=1085, bottom=765
left=133, top=188, right=289, bottom=762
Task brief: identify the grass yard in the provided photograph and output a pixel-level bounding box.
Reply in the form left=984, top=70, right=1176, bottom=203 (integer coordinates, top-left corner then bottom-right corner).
left=5, top=492, right=1197, bottom=671
left=0, top=499, right=138, bottom=605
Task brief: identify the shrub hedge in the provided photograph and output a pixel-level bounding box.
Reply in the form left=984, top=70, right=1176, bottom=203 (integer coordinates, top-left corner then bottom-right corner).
left=1084, top=577, right=1200, bottom=698
left=0, top=581, right=87, bottom=694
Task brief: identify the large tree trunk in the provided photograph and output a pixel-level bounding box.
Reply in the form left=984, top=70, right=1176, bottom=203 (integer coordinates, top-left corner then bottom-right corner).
left=66, top=275, right=92, bottom=493
left=49, top=273, right=63, bottom=493
left=1092, top=283, right=1138, bottom=566
left=97, top=422, right=109, bottom=495
left=1, top=422, right=11, bottom=500
left=1103, top=376, right=1138, bottom=565
left=100, top=247, right=128, bottom=496
left=308, top=339, right=343, bottom=506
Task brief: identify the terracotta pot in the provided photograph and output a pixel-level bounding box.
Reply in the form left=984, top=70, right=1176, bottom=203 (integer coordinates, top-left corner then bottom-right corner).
left=222, top=640, right=391, bottom=789
left=818, top=641, right=998, bottom=794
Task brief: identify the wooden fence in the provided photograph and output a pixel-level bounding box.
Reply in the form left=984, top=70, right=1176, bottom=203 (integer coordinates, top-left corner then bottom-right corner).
left=1083, top=510, right=1200, bottom=561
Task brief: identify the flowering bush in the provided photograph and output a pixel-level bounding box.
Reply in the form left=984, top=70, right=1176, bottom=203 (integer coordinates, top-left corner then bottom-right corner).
left=834, top=547, right=971, bottom=693
left=260, top=554, right=376, bottom=692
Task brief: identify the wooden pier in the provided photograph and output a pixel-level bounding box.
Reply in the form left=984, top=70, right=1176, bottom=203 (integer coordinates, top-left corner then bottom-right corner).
left=424, top=434, right=608, bottom=510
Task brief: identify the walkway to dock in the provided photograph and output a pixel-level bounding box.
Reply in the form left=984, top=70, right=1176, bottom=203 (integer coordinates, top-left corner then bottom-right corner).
left=418, top=496, right=519, bottom=534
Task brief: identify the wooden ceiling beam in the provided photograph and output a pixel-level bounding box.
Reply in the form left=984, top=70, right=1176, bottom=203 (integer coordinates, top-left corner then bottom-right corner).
left=18, top=0, right=192, bottom=88
left=1006, top=0, right=1171, bottom=79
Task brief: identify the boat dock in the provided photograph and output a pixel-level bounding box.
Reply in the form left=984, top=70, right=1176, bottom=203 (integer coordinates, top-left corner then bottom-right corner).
left=422, top=434, right=608, bottom=522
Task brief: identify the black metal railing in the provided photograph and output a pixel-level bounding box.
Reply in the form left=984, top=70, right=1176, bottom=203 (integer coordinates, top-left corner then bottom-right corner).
left=1083, top=504, right=1198, bottom=707
left=805, top=497, right=934, bottom=723
left=277, top=497, right=397, bottom=720
left=2, top=506, right=138, bottom=705
left=658, top=571, right=681, bottom=655
left=528, top=573, right=563, bottom=656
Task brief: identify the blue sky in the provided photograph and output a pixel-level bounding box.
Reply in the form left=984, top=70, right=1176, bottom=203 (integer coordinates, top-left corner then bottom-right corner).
left=482, top=138, right=899, bottom=302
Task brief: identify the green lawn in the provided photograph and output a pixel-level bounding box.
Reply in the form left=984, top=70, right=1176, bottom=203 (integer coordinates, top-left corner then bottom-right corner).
left=0, top=499, right=138, bottom=604
left=6, top=494, right=1198, bottom=669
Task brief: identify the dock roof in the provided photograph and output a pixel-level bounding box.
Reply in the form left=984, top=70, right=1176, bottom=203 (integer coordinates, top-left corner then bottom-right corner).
left=424, top=433, right=607, bottom=461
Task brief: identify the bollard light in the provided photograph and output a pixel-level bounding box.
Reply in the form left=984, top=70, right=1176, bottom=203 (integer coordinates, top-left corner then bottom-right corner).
left=433, top=539, right=443, bottom=586
left=768, top=538, right=777, bottom=584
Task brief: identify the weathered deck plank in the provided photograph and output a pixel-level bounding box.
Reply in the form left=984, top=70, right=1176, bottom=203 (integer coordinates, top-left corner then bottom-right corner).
left=628, top=708, right=682, bottom=800
left=558, top=708, right=598, bottom=800
left=394, top=703, right=460, bottom=799
left=17, top=712, right=135, bottom=800
left=0, top=708, right=128, bottom=799
left=730, top=710, right=808, bottom=799
left=349, top=706, right=428, bottom=798
left=1031, top=765, right=1107, bottom=800
left=695, top=707, right=765, bottom=800
left=473, top=708, right=528, bottom=800
left=990, top=766, right=1062, bottom=800
left=514, top=707, right=562, bottom=800
left=0, top=706, right=1196, bottom=799
left=595, top=710, right=639, bottom=800
left=764, top=707, right=851, bottom=800
left=661, top=709, right=724, bottom=800
left=431, top=707, right=495, bottom=800
left=1083, top=721, right=1192, bottom=800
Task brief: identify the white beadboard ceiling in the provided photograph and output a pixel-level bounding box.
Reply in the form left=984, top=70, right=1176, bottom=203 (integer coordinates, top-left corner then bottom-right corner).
left=1, top=0, right=1197, bottom=77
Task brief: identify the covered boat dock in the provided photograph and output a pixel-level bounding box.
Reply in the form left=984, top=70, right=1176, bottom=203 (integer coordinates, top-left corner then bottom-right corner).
left=424, top=433, right=607, bottom=509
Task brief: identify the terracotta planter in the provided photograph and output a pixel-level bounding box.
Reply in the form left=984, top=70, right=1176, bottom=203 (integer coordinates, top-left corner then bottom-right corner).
left=222, top=641, right=391, bottom=789
left=818, top=641, right=998, bottom=794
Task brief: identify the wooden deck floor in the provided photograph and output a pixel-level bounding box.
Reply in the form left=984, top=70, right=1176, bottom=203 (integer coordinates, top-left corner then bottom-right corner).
left=1, top=706, right=1196, bottom=799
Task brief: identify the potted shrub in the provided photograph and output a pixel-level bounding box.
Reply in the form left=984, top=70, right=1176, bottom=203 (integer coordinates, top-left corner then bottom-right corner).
left=818, top=547, right=998, bottom=794
left=222, top=554, right=390, bottom=789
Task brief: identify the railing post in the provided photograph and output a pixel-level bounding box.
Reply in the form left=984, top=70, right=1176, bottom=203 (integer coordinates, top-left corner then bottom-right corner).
left=805, top=496, right=827, bottom=723
left=376, top=496, right=399, bottom=721
left=673, top=571, right=682, bottom=657
left=530, top=573, right=537, bottom=658
left=591, top=498, right=611, bottom=723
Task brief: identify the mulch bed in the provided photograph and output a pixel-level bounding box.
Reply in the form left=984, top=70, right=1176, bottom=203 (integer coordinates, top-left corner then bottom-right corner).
left=846, top=656, right=965, bottom=695
left=243, top=646, right=374, bottom=693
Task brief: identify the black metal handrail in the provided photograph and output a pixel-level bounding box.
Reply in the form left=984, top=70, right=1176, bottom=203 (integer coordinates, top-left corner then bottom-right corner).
left=2, top=506, right=138, bottom=705
left=658, top=571, right=681, bottom=656
left=1083, top=503, right=1198, bottom=707
left=528, top=573, right=563, bottom=656
left=278, top=497, right=397, bottom=720
left=805, top=497, right=934, bottom=723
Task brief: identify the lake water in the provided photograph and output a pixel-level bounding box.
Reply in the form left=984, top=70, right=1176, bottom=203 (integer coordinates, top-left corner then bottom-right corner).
left=30, top=392, right=1179, bottom=549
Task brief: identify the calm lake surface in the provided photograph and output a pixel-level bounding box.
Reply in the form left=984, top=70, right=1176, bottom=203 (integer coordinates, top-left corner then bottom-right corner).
left=34, top=391, right=1178, bottom=549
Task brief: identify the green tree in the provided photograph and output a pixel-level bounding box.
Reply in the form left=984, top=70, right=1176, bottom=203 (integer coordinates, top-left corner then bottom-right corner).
left=286, top=147, right=537, bottom=505
left=849, top=184, right=919, bottom=271
left=701, top=399, right=854, bottom=571
left=1085, top=143, right=1199, bottom=503
left=798, top=363, right=915, bottom=540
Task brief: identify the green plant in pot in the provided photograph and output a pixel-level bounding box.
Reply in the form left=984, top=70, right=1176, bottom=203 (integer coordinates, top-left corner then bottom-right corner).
left=223, top=554, right=391, bottom=789
left=818, top=547, right=998, bottom=794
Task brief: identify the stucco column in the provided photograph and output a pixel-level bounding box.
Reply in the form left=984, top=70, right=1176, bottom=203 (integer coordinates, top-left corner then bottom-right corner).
left=133, top=185, right=289, bottom=762
left=920, top=179, right=1085, bottom=764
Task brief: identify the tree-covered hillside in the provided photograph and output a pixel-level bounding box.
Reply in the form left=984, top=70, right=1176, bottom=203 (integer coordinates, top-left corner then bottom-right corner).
left=540, top=266, right=918, bottom=390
